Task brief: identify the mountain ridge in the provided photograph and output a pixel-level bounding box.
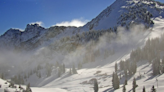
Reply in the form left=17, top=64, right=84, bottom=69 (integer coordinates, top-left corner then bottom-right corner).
left=0, top=0, right=164, bottom=51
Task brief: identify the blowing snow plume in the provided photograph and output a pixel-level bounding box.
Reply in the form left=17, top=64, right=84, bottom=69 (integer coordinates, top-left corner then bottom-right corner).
left=55, top=19, right=88, bottom=27
left=0, top=23, right=156, bottom=87
left=33, top=24, right=151, bottom=69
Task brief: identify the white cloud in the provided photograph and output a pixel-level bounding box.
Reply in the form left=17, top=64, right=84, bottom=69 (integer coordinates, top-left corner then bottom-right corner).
left=30, top=21, right=43, bottom=26
left=55, top=19, right=88, bottom=27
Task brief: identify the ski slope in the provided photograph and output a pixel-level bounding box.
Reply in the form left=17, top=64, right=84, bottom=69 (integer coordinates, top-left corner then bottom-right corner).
left=34, top=17, right=164, bottom=92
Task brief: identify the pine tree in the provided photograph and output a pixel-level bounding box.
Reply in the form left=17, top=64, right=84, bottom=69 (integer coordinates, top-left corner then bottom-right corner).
left=63, top=64, right=65, bottom=73
left=162, top=58, right=164, bottom=65
left=78, top=62, right=82, bottom=69
left=132, top=78, right=136, bottom=92
left=133, top=61, right=137, bottom=74
left=151, top=85, right=156, bottom=92
left=161, top=58, right=164, bottom=73
left=24, top=74, right=27, bottom=79
left=124, top=68, right=127, bottom=78
left=26, top=83, right=32, bottom=92
left=130, top=61, right=137, bottom=75
left=129, top=66, right=132, bottom=76
left=1, top=73, right=4, bottom=79
left=152, top=59, right=160, bottom=75
left=93, top=79, right=98, bottom=92
left=69, top=68, right=72, bottom=75
left=59, top=64, right=63, bottom=74
left=112, top=72, right=120, bottom=89
left=21, top=77, right=24, bottom=84
left=125, top=60, right=130, bottom=72
left=45, top=63, right=52, bottom=77
left=58, top=68, right=61, bottom=77
left=120, top=60, right=125, bottom=70
left=115, top=63, right=118, bottom=72
left=115, top=73, right=120, bottom=89
left=112, top=72, right=115, bottom=89
left=37, top=64, right=41, bottom=70
left=72, top=63, right=77, bottom=74
left=119, top=73, right=121, bottom=79
left=55, top=61, right=59, bottom=68
left=123, top=85, right=126, bottom=92
left=143, top=86, right=146, bottom=92
left=18, top=74, right=21, bottom=84
left=38, top=71, right=41, bottom=78
left=124, top=79, right=127, bottom=85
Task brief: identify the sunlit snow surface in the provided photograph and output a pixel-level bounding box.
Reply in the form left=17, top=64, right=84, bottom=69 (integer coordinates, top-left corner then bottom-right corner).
left=37, top=17, right=164, bottom=92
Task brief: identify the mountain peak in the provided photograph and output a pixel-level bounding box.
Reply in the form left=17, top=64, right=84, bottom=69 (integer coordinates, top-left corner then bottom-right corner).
left=2, top=28, right=22, bottom=37
left=82, top=0, right=164, bottom=31
left=25, top=23, right=45, bottom=32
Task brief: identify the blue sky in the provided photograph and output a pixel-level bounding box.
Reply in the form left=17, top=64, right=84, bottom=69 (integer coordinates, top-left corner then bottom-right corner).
left=0, top=0, right=164, bottom=35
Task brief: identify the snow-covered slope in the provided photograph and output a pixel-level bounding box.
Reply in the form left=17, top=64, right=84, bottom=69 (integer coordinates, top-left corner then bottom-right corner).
left=82, top=0, right=164, bottom=31
left=0, top=78, right=67, bottom=92
left=0, top=0, right=164, bottom=92
left=38, top=16, right=164, bottom=92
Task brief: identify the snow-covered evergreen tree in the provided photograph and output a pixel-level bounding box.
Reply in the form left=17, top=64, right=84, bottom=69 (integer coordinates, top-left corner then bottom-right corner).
left=151, top=85, right=156, bottom=92
left=93, top=79, right=98, bottom=92
left=123, top=85, right=126, bottom=92
left=112, top=72, right=120, bottom=89
left=115, top=63, right=118, bottom=72
left=72, top=63, right=77, bottom=74
left=143, top=86, right=146, bottom=92
left=132, top=78, right=137, bottom=92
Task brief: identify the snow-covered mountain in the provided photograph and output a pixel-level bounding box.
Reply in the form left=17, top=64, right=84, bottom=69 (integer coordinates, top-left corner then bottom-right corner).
left=82, top=0, right=164, bottom=31
left=0, top=0, right=164, bottom=92
left=0, top=24, right=79, bottom=51
left=0, top=0, right=164, bottom=52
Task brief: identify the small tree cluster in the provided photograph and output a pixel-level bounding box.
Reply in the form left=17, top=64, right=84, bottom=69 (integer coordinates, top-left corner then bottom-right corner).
left=152, top=58, right=160, bottom=75
left=24, top=83, right=32, bottom=92
left=69, top=63, right=78, bottom=75
left=11, top=75, right=24, bottom=85
left=130, top=61, right=137, bottom=75
left=45, top=62, right=53, bottom=77
left=72, top=63, right=77, bottom=74
left=78, top=62, right=82, bottom=69
left=119, top=59, right=137, bottom=77
left=57, top=63, right=66, bottom=77
left=120, top=60, right=125, bottom=70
